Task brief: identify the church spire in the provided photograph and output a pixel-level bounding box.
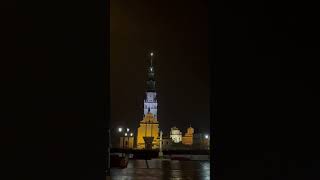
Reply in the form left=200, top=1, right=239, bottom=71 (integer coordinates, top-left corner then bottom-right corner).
left=150, top=52, right=154, bottom=66
left=146, top=52, right=156, bottom=92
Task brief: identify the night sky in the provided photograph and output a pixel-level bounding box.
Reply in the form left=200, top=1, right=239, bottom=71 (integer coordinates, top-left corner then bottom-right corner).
left=110, top=1, right=209, bottom=134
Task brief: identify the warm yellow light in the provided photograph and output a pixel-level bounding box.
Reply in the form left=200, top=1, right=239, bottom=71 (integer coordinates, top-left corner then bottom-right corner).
left=130, top=133, right=133, bottom=136
left=125, top=133, right=128, bottom=136
left=150, top=52, right=154, bottom=56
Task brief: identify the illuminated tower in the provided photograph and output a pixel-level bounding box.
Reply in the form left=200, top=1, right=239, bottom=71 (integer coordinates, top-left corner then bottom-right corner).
left=143, top=52, right=157, bottom=117
left=136, top=52, right=160, bottom=149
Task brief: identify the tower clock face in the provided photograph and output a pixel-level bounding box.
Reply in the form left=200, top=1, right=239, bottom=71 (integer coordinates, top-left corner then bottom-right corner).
left=147, top=92, right=156, bottom=101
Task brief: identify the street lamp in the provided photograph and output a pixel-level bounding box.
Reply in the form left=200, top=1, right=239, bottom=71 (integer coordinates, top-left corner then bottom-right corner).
left=205, top=134, right=209, bottom=139
left=117, top=127, right=134, bottom=156
left=124, top=133, right=128, bottom=150
left=129, top=133, right=134, bottom=149
left=117, top=127, right=127, bottom=157
left=204, top=134, right=210, bottom=150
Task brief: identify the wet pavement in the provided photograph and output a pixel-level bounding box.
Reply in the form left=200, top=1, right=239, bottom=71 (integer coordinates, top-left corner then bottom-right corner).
left=111, top=159, right=210, bottom=180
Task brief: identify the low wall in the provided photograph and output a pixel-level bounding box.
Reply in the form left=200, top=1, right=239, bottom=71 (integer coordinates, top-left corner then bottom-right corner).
left=111, top=148, right=209, bottom=155
left=165, top=154, right=209, bottom=160
left=110, top=148, right=210, bottom=160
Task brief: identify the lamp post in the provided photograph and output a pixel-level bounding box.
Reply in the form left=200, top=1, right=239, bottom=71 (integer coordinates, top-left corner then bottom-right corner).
left=129, top=132, right=133, bottom=150
left=204, top=134, right=210, bottom=150
left=117, top=127, right=125, bottom=157
left=118, top=127, right=134, bottom=157
left=124, top=133, right=128, bottom=156
left=159, top=131, right=163, bottom=158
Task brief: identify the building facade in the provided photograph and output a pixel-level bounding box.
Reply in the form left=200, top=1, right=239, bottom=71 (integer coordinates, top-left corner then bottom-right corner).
left=170, top=127, right=182, bottom=143
left=119, top=136, right=134, bottom=149
left=182, top=126, right=194, bottom=145
left=136, top=53, right=160, bottom=149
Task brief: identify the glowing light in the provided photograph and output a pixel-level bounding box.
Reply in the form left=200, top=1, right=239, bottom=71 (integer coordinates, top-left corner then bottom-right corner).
left=124, top=133, right=128, bottom=136
left=205, top=134, right=209, bottom=139
left=130, top=133, right=133, bottom=136
left=118, top=127, right=122, bottom=132
left=150, top=52, right=154, bottom=56
left=126, top=128, right=130, bottom=132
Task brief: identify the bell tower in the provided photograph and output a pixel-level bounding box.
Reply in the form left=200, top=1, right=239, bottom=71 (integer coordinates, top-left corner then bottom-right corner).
left=137, top=52, right=160, bottom=149
left=144, top=52, right=157, bottom=118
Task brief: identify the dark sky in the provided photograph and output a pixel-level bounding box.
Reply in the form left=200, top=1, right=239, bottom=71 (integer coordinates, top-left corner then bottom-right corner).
left=110, top=1, right=209, bottom=134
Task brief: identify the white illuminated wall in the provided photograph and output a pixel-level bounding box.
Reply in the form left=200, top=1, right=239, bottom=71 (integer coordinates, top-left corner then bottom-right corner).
left=170, top=128, right=182, bottom=143
left=144, top=92, right=157, bottom=118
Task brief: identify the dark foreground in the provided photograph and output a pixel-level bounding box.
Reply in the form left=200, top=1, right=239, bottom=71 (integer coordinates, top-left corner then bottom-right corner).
left=111, top=159, right=210, bottom=180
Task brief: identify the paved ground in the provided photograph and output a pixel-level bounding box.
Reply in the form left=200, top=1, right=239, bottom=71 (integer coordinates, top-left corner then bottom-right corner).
left=111, top=159, right=210, bottom=180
